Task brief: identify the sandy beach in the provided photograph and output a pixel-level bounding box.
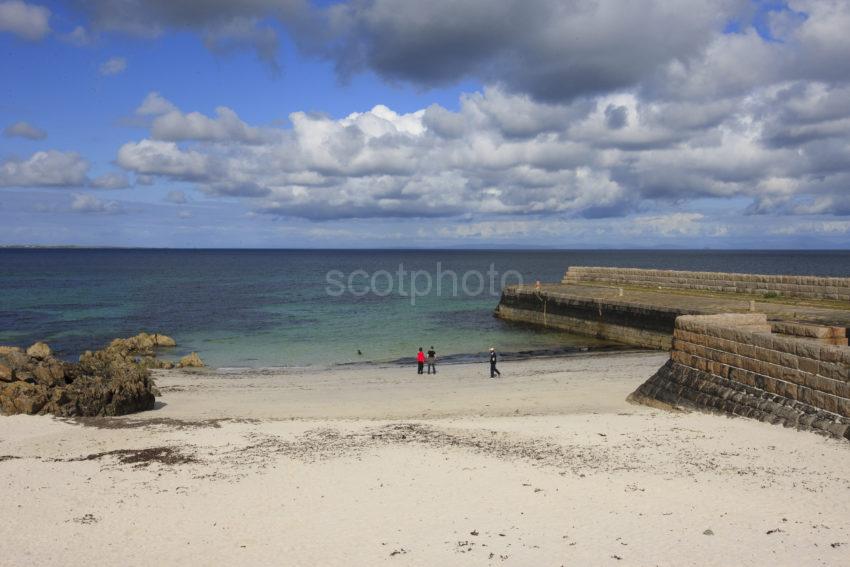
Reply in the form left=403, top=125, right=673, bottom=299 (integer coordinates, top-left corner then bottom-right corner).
left=2, top=351, right=849, bottom=566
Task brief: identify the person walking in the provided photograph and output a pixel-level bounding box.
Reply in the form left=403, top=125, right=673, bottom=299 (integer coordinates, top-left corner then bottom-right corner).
left=426, top=346, right=437, bottom=374
left=417, top=347, right=425, bottom=374
left=489, top=347, right=501, bottom=378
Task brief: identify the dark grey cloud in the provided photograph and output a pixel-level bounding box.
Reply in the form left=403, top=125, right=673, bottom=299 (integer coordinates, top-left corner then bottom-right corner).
left=71, top=0, right=745, bottom=101
left=74, top=0, right=303, bottom=67
left=295, top=0, right=744, bottom=102
left=604, top=105, right=628, bottom=130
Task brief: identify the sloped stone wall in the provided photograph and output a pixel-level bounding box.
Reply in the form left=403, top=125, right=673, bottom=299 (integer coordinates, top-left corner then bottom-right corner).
left=563, top=266, right=850, bottom=301
left=631, top=313, right=850, bottom=438
left=496, top=286, right=688, bottom=349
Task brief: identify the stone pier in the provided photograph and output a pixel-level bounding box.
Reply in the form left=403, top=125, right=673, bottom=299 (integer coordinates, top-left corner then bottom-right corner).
left=629, top=313, right=850, bottom=439
left=495, top=267, right=850, bottom=437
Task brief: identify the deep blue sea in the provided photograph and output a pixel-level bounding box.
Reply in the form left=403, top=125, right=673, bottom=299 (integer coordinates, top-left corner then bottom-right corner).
left=2, top=249, right=849, bottom=368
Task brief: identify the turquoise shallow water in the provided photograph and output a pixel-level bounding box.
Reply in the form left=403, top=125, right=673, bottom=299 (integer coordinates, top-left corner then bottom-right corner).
left=2, top=249, right=849, bottom=367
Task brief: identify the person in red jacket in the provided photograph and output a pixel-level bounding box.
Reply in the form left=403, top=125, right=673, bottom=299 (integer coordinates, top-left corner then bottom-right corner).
left=416, top=347, right=425, bottom=374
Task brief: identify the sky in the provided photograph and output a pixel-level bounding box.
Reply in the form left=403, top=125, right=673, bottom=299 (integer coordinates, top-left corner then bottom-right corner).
left=1, top=0, right=849, bottom=249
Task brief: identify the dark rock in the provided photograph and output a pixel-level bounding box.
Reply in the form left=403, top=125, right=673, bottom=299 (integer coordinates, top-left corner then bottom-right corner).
left=1, top=349, right=31, bottom=373
left=0, top=382, right=49, bottom=414
left=1, top=334, right=160, bottom=417
left=32, top=361, right=65, bottom=387
left=0, top=364, right=13, bottom=382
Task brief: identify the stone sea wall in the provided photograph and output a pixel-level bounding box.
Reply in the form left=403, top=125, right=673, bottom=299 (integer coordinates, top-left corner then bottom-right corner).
left=631, top=313, right=850, bottom=439
left=563, top=266, right=850, bottom=301
left=496, top=286, right=691, bottom=349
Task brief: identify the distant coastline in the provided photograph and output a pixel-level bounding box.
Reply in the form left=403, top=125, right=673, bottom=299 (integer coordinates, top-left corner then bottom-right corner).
left=3, top=245, right=850, bottom=251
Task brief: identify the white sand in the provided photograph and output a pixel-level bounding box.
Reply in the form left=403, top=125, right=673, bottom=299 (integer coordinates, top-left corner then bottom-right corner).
left=2, top=351, right=849, bottom=566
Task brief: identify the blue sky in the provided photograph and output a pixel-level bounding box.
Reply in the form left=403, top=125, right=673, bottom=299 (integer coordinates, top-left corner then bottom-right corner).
left=2, top=0, right=850, bottom=248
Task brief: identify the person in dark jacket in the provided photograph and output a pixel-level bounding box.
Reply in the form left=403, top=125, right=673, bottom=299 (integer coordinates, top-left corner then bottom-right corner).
left=426, top=346, right=437, bottom=374
left=489, top=347, right=501, bottom=378
left=417, top=347, right=425, bottom=374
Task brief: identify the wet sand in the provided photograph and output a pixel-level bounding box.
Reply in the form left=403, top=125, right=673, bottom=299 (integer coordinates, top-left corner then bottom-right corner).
left=2, top=351, right=849, bottom=566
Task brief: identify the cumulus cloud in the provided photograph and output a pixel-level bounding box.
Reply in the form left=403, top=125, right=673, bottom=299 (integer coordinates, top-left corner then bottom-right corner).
left=0, top=0, right=49, bottom=41
left=70, top=193, right=123, bottom=214
left=3, top=120, right=46, bottom=140
left=99, top=56, right=127, bottom=76
left=116, top=139, right=211, bottom=179
left=88, top=171, right=129, bottom=190
left=112, top=69, right=850, bottom=224
left=67, top=0, right=850, bottom=233
left=136, top=92, right=178, bottom=116
left=0, top=150, right=89, bottom=187
left=133, top=93, right=268, bottom=144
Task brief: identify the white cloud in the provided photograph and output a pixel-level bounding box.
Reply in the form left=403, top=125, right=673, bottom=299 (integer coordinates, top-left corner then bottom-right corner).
left=0, top=150, right=88, bottom=187
left=88, top=172, right=129, bottom=190
left=116, top=139, right=211, bottom=179
left=109, top=79, right=850, bottom=222
left=3, top=120, right=46, bottom=140
left=136, top=92, right=178, bottom=116
left=62, top=25, right=92, bottom=46
left=769, top=220, right=850, bottom=236
left=0, top=0, right=49, bottom=41
left=134, top=93, right=267, bottom=144
left=99, top=56, right=127, bottom=76
left=629, top=213, right=706, bottom=236
left=152, top=106, right=266, bottom=144
left=70, top=193, right=123, bottom=214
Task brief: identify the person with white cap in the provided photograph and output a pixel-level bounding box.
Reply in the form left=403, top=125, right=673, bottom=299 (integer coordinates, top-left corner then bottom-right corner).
left=489, top=347, right=501, bottom=378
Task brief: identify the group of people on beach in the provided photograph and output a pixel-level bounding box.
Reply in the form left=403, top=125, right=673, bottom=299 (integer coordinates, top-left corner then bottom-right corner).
left=416, top=346, right=501, bottom=378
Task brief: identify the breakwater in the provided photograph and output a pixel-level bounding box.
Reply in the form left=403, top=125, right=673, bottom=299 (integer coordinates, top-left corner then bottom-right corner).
left=562, top=266, right=850, bottom=301
left=630, top=313, right=850, bottom=439
left=496, top=270, right=850, bottom=352
left=495, top=286, right=685, bottom=349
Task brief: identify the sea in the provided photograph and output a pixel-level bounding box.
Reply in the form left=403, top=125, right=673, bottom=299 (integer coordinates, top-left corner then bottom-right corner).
left=2, top=249, right=849, bottom=368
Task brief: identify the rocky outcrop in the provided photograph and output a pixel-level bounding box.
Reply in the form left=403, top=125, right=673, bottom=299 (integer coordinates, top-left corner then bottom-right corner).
left=178, top=352, right=205, bottom=368
left=0, top=333, right=177, bottom=417
left=26, top=341, right=52, bottom=359
left=107, top=332, right=177, bottom=356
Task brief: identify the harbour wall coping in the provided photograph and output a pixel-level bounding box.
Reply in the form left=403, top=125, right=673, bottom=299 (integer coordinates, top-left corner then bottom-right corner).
left=562, top=266, right=850, bottom=301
